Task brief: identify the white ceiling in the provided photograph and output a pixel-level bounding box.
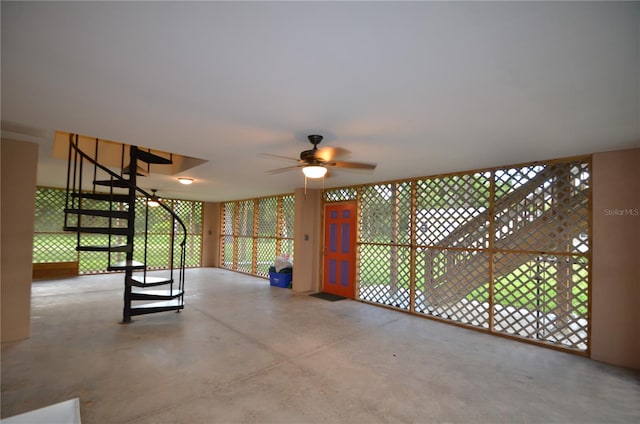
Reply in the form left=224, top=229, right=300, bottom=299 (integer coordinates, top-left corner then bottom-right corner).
left=2, top=1, right=639, bottom=202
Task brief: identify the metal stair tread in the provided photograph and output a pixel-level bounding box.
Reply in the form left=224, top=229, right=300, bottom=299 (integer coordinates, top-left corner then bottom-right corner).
left=71, top=192, right=131, bottom=203
left=129, top=276, right=174, bottom=287
left=108, top=260, right=145, bottom=271
left=131, top=289, right=184, bottom=300
left=76, top=244, right=132, bottom=252
left=65, top=208, right=129, bottom=219
left=129, top=299, right=184, bottom=317
left=64, top=226, right=129, bottom=235
left=132, top=299, right=183, bottom=309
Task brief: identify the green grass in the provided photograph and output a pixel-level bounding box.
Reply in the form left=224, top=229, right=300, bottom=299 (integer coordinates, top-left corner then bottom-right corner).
left=33, top=233, right=202, bottom=273
left=356, top=243, right=588, bottom=316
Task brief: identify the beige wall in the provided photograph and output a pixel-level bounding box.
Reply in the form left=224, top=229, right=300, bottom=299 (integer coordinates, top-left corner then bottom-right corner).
left=591, top=148, right=640, bottom=369
left=1, top=139, right=39, bottom=342
left=292, top=188, right=323, bottom=293
left=201, top=202, right=221, bottom=267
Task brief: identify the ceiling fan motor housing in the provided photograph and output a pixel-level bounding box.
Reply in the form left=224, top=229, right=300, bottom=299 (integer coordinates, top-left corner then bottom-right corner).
left=300, top=150, right=319, bottom=161
left=300, top=135, right=324, bottom=162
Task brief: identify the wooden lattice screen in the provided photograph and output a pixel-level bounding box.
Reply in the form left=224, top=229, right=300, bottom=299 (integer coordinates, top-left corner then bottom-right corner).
left=220, top=194, right=295, bottom=277
left=325, top=157, right=591, bottom=353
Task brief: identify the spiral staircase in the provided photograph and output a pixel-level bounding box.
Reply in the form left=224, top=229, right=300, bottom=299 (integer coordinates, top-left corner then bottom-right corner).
left=63, top=134, right=186, bottom=323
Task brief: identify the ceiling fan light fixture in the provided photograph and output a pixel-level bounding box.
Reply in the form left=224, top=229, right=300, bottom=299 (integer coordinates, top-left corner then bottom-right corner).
left=302, top=165, right=327, bottom=179
left=177, top=177, right=193, bottom=185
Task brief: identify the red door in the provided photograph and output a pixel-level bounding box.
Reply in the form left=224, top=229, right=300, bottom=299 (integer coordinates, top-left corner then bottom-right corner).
left=323, top=202, right=356, bottom=298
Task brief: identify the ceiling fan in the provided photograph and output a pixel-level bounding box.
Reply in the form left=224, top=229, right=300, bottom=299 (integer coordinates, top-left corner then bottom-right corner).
left=261, top=135, right=376, bottom=178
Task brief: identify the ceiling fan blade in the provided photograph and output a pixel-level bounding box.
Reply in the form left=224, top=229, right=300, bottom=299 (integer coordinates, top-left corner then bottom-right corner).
left=315, top=146, right=351, bottom=162
left=260, top=153, right=300, bottom=162
left=266, top=165, right=301, bottom=174
left=330, top=160, right=377, bottom=170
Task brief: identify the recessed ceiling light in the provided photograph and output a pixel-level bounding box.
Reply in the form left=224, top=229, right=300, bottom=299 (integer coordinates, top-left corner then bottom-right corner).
left=178, top=177, right=194, bottom=185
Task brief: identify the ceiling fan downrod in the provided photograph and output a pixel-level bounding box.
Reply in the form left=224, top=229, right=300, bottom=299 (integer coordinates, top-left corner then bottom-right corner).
left=308, top=134, right=323, bottom=148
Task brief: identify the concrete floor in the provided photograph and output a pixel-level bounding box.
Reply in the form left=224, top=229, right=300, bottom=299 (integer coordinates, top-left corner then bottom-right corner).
left=2, top=268, right=639, bottom=423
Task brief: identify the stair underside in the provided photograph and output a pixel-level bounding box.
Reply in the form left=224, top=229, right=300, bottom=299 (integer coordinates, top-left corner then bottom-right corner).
left=93, top=179, right=132, bottom=188
left=137, top=150, right=172, bottom=164
left=122, top=163, right=149, bottom=177
left=130, top=299, right=184, bottom=317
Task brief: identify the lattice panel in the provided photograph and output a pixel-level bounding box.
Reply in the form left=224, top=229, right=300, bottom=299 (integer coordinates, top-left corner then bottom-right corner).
left=236, top=236, right=254, bottom=274
left=324, top=188, right=357, bottom=202
left=414, top=173, right=490, bottom=249
left=134, top=198, right=165, bottom=232
left=256, top=239, right=277, bottom=277
left=255, top=197, right=279, bottom=276
left=170, top=201, right=201, bottom=267
left=35, top=188, right=67, bottom=232
left=179, top=235, right=201, bottom=268
left=33, top=234, right=78, bottom=263
left=223, top=203, right=235, bottom=235
left=568, top=161, right=590, bottom=254
left=220, top=195, right=294, bottom=276
left=414, top=248, right=489, bottom=328
left=221, top=235, right=234, bottom=268
left=493, top=253, right=588, bottom=351
left=280, top=195, right=295, bottom=239
left=34, top=187, right=80, bottom=265
left=237, top=201, right=254, bottom=236
left=280, top=238, right=294, bottom=260
left=494, top=161, right=590, bottom=254
left=351, top=159, right=589, bottom=352
left=258, top=198, right=278, bottom=236
left=73, top=214, right=128, bottom=230
left=78, top=251, right=113, bottom=274
left=494, top=165, right=546, bottom=199
left=133, top=233, right=170, bottom=269
left=359, top=183, right=411, bottom=244
left=172, top=200, right=203, bottom=235
left=358, top=244, right=412, bottom=310
left=133, top=198, right=203, bottom=269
